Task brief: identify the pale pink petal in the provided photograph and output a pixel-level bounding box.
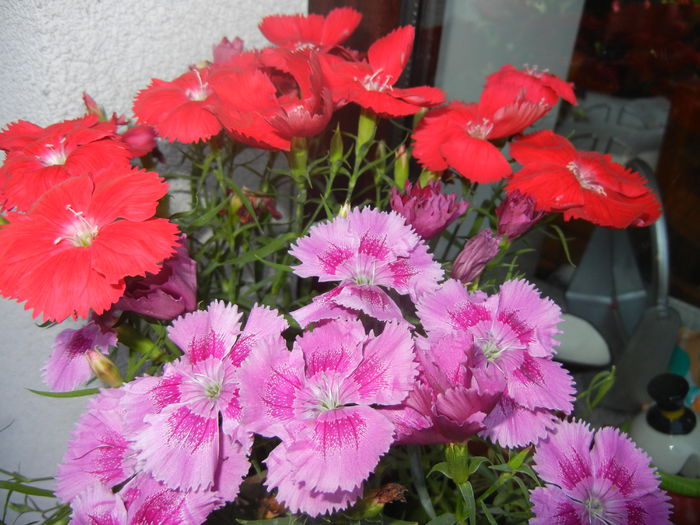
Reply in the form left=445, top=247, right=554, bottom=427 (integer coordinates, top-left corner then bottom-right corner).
left=505, top=354, right=575, bottom=412
left=380, top=384, right=434, bottom=444
left=480, top=396, right=559, bottom=448
left=167, top=300, right=242, bottom=362
left=238, top=340, right=305, bottom=440
left=295, top=317, right=365, bottom=379
left=333, top=283, right=405, bottom=323
left=56, top=389, right=135, bottom=503
left=230, top=303, right=288, bottom=365
left=417, top=279, right=488, bottom=335
left=532, top=419, right=594, bottom=491
left=214, top=431, right=253, bottom=502
left=590, top=426, right=661, bottom=498
left=42, top=322, right=117, bottom=392
left=135, top=404, right=220, bottom=491
left=347, top=321, right=417, bottom=405
left=70, top=485, right=128, bottom=525
left=285, top=405, right=395, bottom=492
left=265, top=443, right=362, bottom=516
left=496, top=279, right=562, bottom=357
left=122, top=474, right=221, bottom=525
left=433, top=386, right=500, bottom=441
left=530, top=485, right=588, bottom=525
left=290, top=286, right=357, bottom=328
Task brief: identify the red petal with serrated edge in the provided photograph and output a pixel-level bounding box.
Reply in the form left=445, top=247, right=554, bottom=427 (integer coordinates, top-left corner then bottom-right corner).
left=321, top=7, right=362, bottom=47
left=441, top=135, right=512, bottom=183
left=368, top=26, right=414, bottom=82
left=0, top=120, right=43, bottom=151
left=392, top=85, right=446, bottom=108
left=510, top=131, right=577, bottom=166
left=89, top=168, right=168, bottom=224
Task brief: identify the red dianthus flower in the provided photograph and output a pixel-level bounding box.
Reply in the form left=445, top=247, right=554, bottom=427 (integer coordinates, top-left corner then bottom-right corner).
left=0, top=167, right=180, bottom=321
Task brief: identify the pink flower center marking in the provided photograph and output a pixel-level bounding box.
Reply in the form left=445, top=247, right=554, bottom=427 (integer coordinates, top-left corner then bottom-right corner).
left=54, top=205, right=99, bottom=247
left=361, top=69, right=393, bottom=93
left=567, top=161, right=607, bottom=196
left=466, top=118, right=494, bottom=140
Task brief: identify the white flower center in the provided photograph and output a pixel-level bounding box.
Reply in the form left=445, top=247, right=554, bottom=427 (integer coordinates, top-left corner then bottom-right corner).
left=466, top=118, right=494, bottom=140
left=54, top=205, right=99, bottom=247
left=361, top=69, right=393, bottom=92
left=40, top=143, right=68, bottom=166
left=186, top=69, right=209, bottom=101
left=567, top=161, right=607, bottom=196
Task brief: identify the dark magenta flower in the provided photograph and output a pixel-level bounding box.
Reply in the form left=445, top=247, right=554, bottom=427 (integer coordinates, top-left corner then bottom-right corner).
left=390, top=180, right=468, bottom=240
left=115, top=238, right=196, bottom=321
left=496, top=189, right=544, bottom=240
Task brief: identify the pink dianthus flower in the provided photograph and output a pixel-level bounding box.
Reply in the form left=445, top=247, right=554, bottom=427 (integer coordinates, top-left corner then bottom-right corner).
left=417, top=278, right=575, bottom=447
left=289, top=207, right=443, bottom=327
left=239, top=318, right=417, bottom=516
left=531, top=420, right=671, bottom=524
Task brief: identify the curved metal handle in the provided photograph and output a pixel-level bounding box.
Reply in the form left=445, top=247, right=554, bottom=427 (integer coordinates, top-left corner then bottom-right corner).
left=625, top=158, right=671, bottom=314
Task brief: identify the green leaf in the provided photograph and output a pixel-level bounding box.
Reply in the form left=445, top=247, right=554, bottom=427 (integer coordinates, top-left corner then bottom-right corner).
left=457, top=482, right=476, bottom=525
left=549, top=224, right=575, bottom=267
left=0, top=481, right=54, bottom=497
left=427, top=462, right=451, bottom=479
left=26, top=388, right=98, bottom=398
left=467, top=456, right=490, bottom=476
left=254, top=256, right=293, bottom=272
left=426, top=514, right=456, bottom=525
left=236, top=518, right=301, bottom=525
left=381, top=519, right=418, bottom=525
left=479, top=502, right=498, bottom=525
left=203, top=233, right=297, bottom=275
left=507, top=447, right=531, bottom=470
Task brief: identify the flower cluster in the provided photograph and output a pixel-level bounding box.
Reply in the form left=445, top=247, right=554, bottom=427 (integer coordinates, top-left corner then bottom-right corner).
left=0, top=6, right=673, bottom=525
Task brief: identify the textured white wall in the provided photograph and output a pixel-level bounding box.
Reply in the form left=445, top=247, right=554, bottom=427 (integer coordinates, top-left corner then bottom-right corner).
left=0, top=0, right=305, bottom=520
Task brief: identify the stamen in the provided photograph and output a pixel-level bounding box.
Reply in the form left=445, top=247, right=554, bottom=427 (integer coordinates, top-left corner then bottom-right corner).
left=54, top=205, right=99, bottom=247
left=466, top=118, right=493, bottom=140
left=567, top=161, right=607, bottom=196
left=186, top=69, right=209, bottom=101
left=361, top=69, right=393, bottom=92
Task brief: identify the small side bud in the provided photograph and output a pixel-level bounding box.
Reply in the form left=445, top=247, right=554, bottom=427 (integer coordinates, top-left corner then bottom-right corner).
left=451, top=230, right=500, bottom=285
left=86, top=349, right=122, bottom=388
left=330, top=124, right=344, bottom=165
left=338, top=201, right=351, bottom=218
left=393, top=144, right=409, bottom=188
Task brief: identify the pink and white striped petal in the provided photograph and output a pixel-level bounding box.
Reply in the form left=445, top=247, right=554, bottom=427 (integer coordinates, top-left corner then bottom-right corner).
left=347, top=321, right=417, bottom=405
left=285, top=405, right=395, bottom=492
left=135, top=403, right=220, bottom=491
left=69, top=485, right=128, bottom=525
left=480, top=396, right=560, bottom=448
left=168, top=300, right=243, bottom=363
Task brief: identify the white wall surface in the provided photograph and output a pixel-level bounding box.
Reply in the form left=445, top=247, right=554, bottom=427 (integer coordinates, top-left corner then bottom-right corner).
left=0, top=0, right=305, bottom=521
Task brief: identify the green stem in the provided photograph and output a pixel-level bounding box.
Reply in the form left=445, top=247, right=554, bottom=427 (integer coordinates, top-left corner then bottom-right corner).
left=348, top=109, right=378, bottom=201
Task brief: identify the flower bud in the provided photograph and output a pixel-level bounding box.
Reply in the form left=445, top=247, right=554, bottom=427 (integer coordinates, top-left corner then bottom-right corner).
left=86, top=349, right=122, bottom=388
left=338, top=201, right=351, bottom=218
left=390, top=180, right=468, bottom=240
left=82, top=92, right=105, bottom=120
left=496, top=190, right=543, bottom=240
left=451, top=230, right=500, bottom=284
left=329, top=124, right=344, bottom=165
left=212, top=36, right=244, bottom=64
left=121, top=125, right=158, bottom=158
left=393, top=144, right=409, bottom=188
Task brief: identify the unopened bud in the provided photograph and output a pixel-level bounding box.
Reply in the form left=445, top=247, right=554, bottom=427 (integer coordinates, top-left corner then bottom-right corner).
left=451, top=230, right=500, bottom=285
left=82, top=92, right=105, bottom=120
left=330, top=124, right=344, bottom=165
left=393, top=144, right=409, bottom=188
left=338, top=201, right=351, bottom=218
left=86, top=349, right=122, bottom=388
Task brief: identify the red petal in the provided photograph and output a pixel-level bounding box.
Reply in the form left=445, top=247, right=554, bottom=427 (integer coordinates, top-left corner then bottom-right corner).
left=368, top=26, right=414, bottom=82
left=89, top=168, right=168, bottom=224
left=441, top=136, right=512, bottom=183
left=510, top=131, right=577, bottom=166
left=321, top=7, right=362, bottom=47
left=0, top=120, right=43, bottom=151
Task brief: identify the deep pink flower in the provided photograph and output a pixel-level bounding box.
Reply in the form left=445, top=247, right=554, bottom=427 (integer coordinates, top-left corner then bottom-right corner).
left=0, top=114, right=131, bottom=211
left=495, top=189, right=544, bottom=240
left=531, top=420, right=671, bottom=524
left=451, top=230, right=501, bottom=284
left=417, top=279, right=575, bottom=447
left=42, top=313, right=118, bottom=392
left=390, top=180, right=468, bottom=240
left=385, top=331, right=501, bottom=445
left=239, top=318, right=417, bottom=516
left=508, top=130, right=661, bottom=228
left=212, top=36, right=244, bottom=64
left=132, top=301, right=285, bottom=493
left=115, top=237, right=197, bottom=321
left=289, top=207, right=443, bottom=327
left=121, top=125, right=158, bottom=158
